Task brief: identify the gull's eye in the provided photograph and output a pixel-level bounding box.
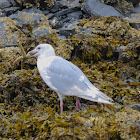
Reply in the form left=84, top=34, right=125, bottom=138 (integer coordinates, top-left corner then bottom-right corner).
left=38, top=47, right=41, bottom=50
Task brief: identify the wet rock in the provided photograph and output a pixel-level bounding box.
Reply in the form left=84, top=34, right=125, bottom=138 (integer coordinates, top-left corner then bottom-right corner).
left=1, top=7, right=19, bottom=16
left=83, top=0, right=123, bottom=17
left=128, top=104, right=140, bottom=112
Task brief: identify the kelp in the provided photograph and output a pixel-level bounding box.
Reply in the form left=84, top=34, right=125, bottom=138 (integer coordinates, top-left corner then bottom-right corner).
left=0, top=16, right=140, bottom=139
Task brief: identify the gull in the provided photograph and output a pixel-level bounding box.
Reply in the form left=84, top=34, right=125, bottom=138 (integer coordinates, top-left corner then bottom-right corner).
left=28, top=44, right=113, bottom=114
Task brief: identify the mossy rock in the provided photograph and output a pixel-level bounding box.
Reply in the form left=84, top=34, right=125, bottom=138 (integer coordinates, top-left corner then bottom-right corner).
left=0, top=17, right=26, bottom=47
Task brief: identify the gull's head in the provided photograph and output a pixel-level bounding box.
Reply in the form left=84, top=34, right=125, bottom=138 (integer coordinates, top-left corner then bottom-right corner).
left=28, top=44, right=55, bottom=58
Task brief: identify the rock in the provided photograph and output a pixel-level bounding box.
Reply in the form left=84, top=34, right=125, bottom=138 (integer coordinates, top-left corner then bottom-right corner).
left=9, top=10, right=49, bottom=28
left=0, top=12, right=6, bottom=17
left=42, top=10, right=49, bottom=15
left=22, top=8, right=43, bottom=14
left=8, top=10, right=57, bottom=37
left=128, top=104, right=140, bottom=112
left=8, top=0, right=17, bottom=6
left=49, top=1, right=67, bottom=13
left=116, top=0, right=134, bottom=15
left=32, top=26, right=51, bottom=37
left=52, top=6, right=81, bottom=20
left=117, top=45, right=132, bottom=62
left=0, top=0, right=12, bottom=9
left=58, top=27, right=76, bottom=37
left=116, top=95, right=124, bottom=105
left=117, top=41, right=140, bottom=62
left=58, top=0, right=80, bottom=8
left=2, top=7, right=19, bottom=16
left=0, top=17, right=26, bottom=47
left=125, top=13, right=140, bottom=29
left=49, top=17, right=63, bottom=29
left=101, top=0, right=137, bottom=15
left=58, top=19, right=79, bottom=37
left=83, top=0, right=123, bottom=17
left=67, top=11, right=83, bottom=19
left=133, top=5, right=140, bottom=13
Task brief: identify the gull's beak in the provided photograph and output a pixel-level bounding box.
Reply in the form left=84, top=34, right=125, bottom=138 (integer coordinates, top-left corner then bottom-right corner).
left=28, top=49, right=38, bottom=58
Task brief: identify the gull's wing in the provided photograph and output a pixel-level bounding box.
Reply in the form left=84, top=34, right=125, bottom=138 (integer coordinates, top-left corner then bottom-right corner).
left=40, top=56, right=113, bottom=104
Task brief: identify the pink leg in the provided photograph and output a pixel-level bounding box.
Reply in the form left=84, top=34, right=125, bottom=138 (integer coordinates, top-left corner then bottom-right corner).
left=60, top=100, right=63, bottom=115
left=76, top=97, right=81, bottom=111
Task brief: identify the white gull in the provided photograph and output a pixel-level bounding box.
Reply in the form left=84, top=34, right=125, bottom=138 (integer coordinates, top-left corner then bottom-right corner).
left=28, top=44, right=113, bottom=114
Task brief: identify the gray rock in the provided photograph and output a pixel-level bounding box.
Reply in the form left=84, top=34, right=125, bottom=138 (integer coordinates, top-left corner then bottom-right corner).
left=133, top=5, right=140, bottom=13
left=8, top=0, right=16, bottom=6
left=128, top=13, right=140, bottom=29
left=67, top=11, right=83, bottom=19
left=46, top=13, right=54, bottom=19
left=22, top=8, right=43, bottom=14
left=49, top=1, right=66, bottom=13
left=32, top=27, right=51, bottom=37
left=9, top=10, right=45, bottom=27
left=2, top=7, right=19, bottom=16
left=83, top=0, right=123, bottom=17
left=52, top=6, right=81, bottom=20
left=0, top=0, right=12, bottom=9
left=49, top=17, right=63, bottom=29
left=58, top=0, right=80, bottom=8
left=117, top=45, right=131, bottom=62
left=128, top=104, right=140, bottom=112
left=58, top=28, right=76, bottom=37
left=42, top=10, right=49, bottom=15
left=58, top=20, right=78, bottom=37
left=0, top=12, right=6, bottom=17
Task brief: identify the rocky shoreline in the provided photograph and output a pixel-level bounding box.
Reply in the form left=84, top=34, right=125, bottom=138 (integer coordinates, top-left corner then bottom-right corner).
left=0, top=0, right=140, bottom=139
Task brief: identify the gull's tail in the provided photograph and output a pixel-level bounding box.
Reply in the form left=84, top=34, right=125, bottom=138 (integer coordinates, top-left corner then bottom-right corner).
left=78, top=86, right=113, bottom=104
